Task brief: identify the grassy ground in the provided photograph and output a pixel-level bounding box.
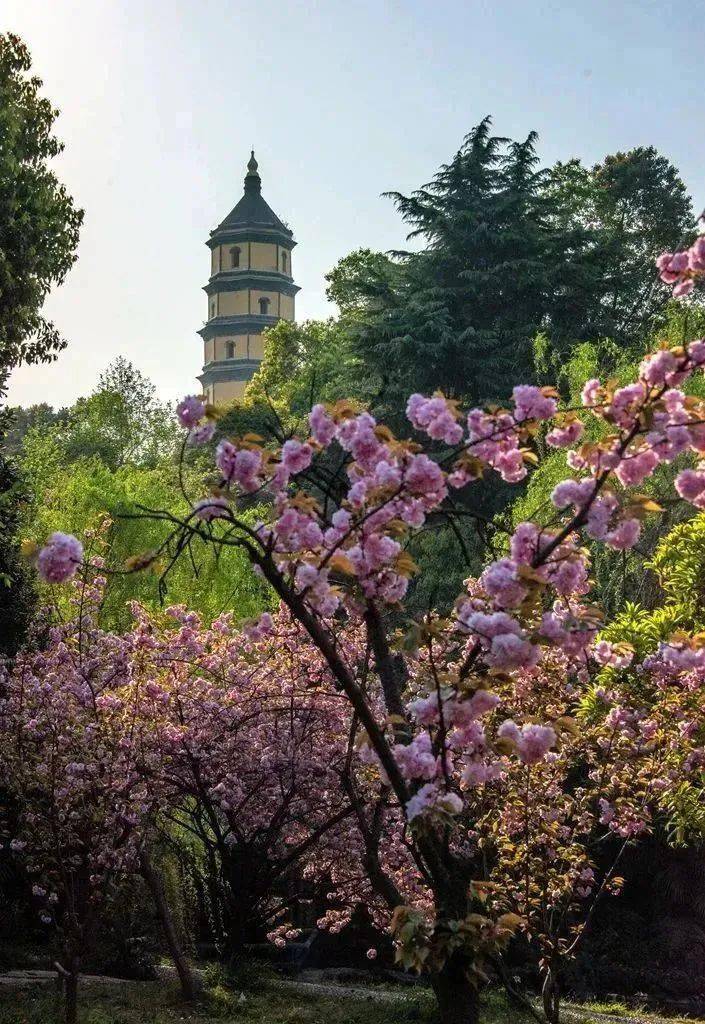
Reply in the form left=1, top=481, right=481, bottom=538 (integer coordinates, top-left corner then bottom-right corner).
left=0, top=975, right=694, bottom=1024
left=0, top=977, right=541, bottom=1024
left=565, top=1001, right=692, bottom=1024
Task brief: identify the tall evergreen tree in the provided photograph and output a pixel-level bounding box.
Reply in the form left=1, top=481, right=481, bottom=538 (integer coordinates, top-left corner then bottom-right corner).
left=327, top=120, right=695, bottom=422
left=328, top=119, right=581, bottom=417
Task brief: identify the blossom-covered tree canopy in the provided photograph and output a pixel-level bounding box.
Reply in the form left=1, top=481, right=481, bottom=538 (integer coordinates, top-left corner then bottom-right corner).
left=30, top=241, right=705, bottom=1024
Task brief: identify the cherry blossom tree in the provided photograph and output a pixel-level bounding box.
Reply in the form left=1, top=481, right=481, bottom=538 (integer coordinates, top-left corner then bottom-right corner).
left=35, top=242, right=705, bottom=1024
left=1, top=574, right=374, bottom=974
left=0, top=571, right=160, bottom=1024
left=464, top=641, right=705, bottom=1024
left=122, top=601, right=363, bottom=959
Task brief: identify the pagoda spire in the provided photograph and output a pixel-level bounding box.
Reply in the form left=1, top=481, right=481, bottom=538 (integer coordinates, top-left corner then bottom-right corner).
left=244, top=150, right=261, bottom=193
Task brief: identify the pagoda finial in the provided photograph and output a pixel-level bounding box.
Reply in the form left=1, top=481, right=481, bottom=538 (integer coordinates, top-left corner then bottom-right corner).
left=244, top=149, right=261, bottom=193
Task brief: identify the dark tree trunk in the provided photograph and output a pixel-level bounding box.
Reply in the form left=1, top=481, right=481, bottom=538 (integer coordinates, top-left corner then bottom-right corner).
left=221, top=847, right=261, bottom=964
left=542, top=963, right=560, bottom=1024
left=430, top=956, right=481, bottom=1024
left=222, top=904, right=253, bottom=967
left=141, top=851, right=196, bottom=1001
left=64, top=960, right=79, bottom=1024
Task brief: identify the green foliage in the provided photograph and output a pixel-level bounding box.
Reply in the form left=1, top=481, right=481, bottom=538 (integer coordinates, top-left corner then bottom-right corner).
left=647, top=513, right=705, bottom=618
left=600, top=510, right=705, bottom=657
left=219, top=319, right=367, bottom=439
left=325, top=249, right=396, bottom=318
left=0, top=32, right=82, bottom=653
left=330, top=118, right=574, bottom=417
left=407, top=525, right=476, bottom=615
left=59, top=358, right=179, bottom=470
left=326, top=119, right=695, bottom=426
left=0, top=33, right=83, bottom=372
left=20, top=441, right=269, bottom=629
left=3, top=403, right=66, bottom=456
left=661, top=781, right=705, bottom=846
left=17, top=362, right=271, bottom=629
left=545, top=147, right=694, bottom=361
left=587, top=515, right=705, bottom=841
left=406, top=505, right=507, bottom=615
left=0, top=447, right=35, bottom=655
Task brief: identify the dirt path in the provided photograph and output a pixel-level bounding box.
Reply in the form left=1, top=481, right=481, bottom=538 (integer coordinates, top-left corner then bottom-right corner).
left=0, top=969, right=140, bottom=988
left=275, top=976, right=424, bottom=1006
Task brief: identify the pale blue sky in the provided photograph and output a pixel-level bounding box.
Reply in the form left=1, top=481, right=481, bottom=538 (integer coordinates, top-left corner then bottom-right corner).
left=5, top=0, right=704, bottom=407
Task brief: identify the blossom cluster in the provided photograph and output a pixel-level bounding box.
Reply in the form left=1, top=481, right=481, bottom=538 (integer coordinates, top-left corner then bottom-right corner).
left=176, top=394, right=216, bottom=445
left=657, top=233, right=705, bottom=297
left=36, top=531, right=84, bottom=583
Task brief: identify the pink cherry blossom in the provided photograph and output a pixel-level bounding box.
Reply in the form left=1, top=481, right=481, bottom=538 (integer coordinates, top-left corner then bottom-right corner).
left=551, top=478, right=593, bottom=510
left=498, top=721, right=556, bottom=765
left=656, top=252, right=679, bottom=283
left=657, top=242, right=703, bottom=297
left=187, top=420, right=216, bottom=446
left=309, top=404, right=337, bottom=446
left=689, top=236, right=705, bottom=272
left=216, top=441, right=264, bottom=492
left=459, top=608, right=523, bottom=639
left=394, top=732, right=439, bottom=781
left=511, top=385, right=557, bottom=423
left=605, top=518, right=641, bottom=550
left=675, top=468, right=705, bottom=507
left=674, top=279, right=695, bottom=298
left=592, top=640, right=633, bottom=670
left=614, top=449, right=659, bottom=488
left=639, top=349, right=678, bottom=386
left=516, top=724, right=557, bottom=765
left=407, top=693, right=442, bottom=726
left=406, top=393, right=463, bottom=444
left=487, top=633, right=539, bottom=670
left=281, top=438, right=313, bottom=476
left=510, top=522, right=541, bottom=565
left=404, top=453, right=447, bottom=502
left=546, top=419, right=584, bottom=447
left=581, top=378, right=602, bottom=406
left=598, top=798, right=615, bottom=825
left=467, top=690, right=500, bottom=718
left=37, top=532, right=83, bottom=583
left=497, top=719, right=522, bottom=746
left=176, top=395, right=206, bottom=430
left=406, top=784, right=463, bottom=821
left=480, top=558, right=528, bottom=609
